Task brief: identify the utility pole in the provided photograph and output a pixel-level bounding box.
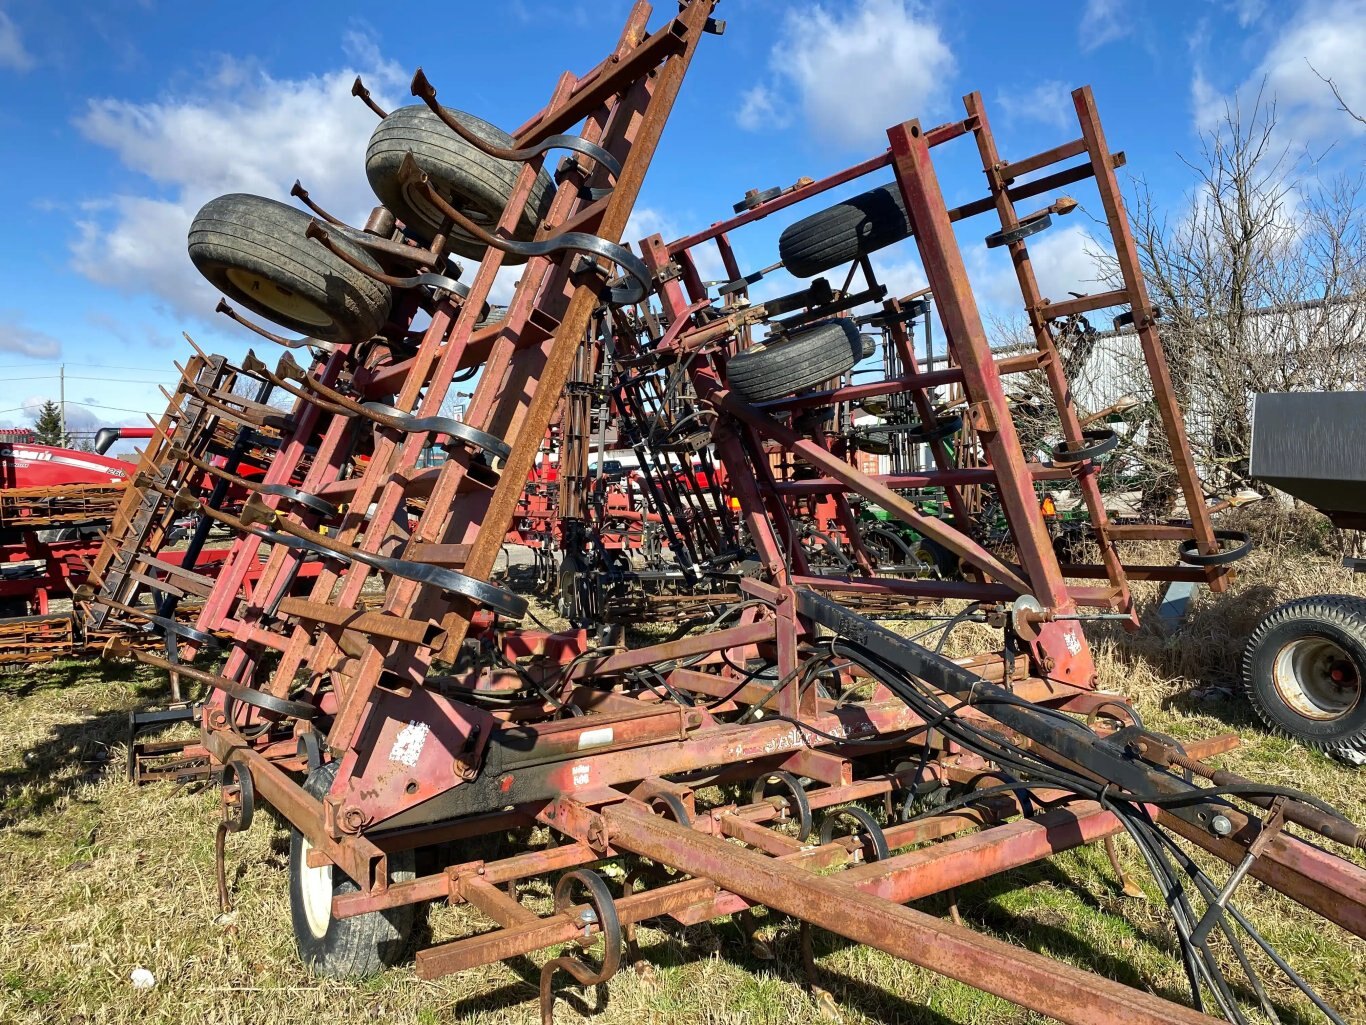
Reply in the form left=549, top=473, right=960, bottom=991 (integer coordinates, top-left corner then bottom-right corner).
left=58, top=364, right=66, bottom=447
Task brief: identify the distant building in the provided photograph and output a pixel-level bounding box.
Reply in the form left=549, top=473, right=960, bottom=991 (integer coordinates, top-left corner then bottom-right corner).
left=0, top=428, right=37, bottom=445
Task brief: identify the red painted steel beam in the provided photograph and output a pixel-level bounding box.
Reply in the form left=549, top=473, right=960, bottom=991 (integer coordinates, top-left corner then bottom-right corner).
left=602, top=801, right=1219, bottom=1024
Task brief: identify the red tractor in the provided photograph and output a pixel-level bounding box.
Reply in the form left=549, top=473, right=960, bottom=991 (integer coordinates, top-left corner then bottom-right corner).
left=0, top=428, right=155, bottom=618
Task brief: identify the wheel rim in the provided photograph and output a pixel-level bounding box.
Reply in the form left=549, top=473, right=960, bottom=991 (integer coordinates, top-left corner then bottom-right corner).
left=298, top=834, right=334, bottom=939
left=1272, top=635, right=1362, bottom=721
left=226, top=268, right=332, bottom=328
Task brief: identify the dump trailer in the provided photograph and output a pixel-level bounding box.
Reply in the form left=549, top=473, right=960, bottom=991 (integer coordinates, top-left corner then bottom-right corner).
left=1246, top=391, right=1366, bottom=763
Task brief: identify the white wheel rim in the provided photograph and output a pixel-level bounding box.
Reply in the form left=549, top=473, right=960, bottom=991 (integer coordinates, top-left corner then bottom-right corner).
left=299, top=835, right=334, bottom=939
left=1272, top=636, right=1362, bottom=721
left=226, top=267, right=332, bottom=328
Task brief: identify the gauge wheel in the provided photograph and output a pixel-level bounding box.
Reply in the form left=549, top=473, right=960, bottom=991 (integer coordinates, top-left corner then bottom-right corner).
left=289, top=761, right=417, bottom=976
left=189, top=193, right=392, bottom=344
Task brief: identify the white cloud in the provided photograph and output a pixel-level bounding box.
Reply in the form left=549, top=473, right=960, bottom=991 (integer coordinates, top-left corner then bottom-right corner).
left=70, top=36, right=407, bottom=321
left=1227, top=0, right=1268, bottom=26
left=1192, top=1, right=1366, bottom=145
left=1079, top=0, right=1131, bottom=52
left=623, top=206, right=725, bottom=282
left=735, top=84, right=789, bottom=132
left=1256, top=0, right=1366, bottom=142
left=996, top=81, right=1073, bottom=131
left=1190, top=68, right=1224, bottom=132
left=0, top=311, right=62, bottom=358
left=971, top=223, right=1105, bottom=320
left=0, top=10, right=33, bottom=72
left=753, top=0, right=955, bottom=151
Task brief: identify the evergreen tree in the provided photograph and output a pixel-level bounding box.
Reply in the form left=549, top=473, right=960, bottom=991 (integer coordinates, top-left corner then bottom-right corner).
left=32, top=400, right=64, bottom=446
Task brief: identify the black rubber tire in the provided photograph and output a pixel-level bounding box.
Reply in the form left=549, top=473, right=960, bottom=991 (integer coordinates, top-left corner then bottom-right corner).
left=778, top=182, right=912, bottom=278
left=366, top=104, right=555, bottom=260
left=189, top=193, right=392, bottom=345
left=727, top=320, right=863, bottom=402
left=289, top=761, right=417, bottom=977
left=1242, top=595, right=1366, bottom=761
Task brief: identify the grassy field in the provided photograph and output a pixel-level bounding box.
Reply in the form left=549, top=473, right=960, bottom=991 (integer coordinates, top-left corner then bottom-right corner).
left=2, top=528, right=1365, bottom=1024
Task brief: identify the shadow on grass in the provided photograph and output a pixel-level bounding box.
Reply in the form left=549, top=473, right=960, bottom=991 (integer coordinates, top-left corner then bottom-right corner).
left=0, top=661, right=165, bottom=829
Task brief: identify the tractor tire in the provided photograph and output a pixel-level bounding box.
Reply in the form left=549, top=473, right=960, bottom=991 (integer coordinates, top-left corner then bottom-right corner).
left=778, top=182, right=912, bottom=279
left=727, top=320, right=863, bottom=403
left=366, top=104, right=555, bottom=260
left=289, top=761, right=417, bottom=976
left=189, top=193, right=392, bottom=345
left=1242, top=595, right=1366, bottom=763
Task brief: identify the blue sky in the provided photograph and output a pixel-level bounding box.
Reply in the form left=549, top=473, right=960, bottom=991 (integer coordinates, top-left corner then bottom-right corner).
left=0, top=0, right=1362, bottom=443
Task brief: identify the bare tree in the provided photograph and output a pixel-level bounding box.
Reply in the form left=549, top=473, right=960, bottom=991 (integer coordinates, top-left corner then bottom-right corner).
left=1096, top=87, right=1366, bottom=499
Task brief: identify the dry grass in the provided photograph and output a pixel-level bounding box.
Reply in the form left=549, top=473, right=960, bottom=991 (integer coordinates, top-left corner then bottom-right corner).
left=2, top=517, right=1365, bottom=1024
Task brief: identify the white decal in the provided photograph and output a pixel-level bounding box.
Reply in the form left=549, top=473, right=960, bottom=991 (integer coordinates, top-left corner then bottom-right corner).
left=577, top=727, right=614, bottom=750
left=388, top=720, right=430, bottom=768
left=571, top=764, right=591, bottom=787
left=1063, top=628, right=1082, bottom=656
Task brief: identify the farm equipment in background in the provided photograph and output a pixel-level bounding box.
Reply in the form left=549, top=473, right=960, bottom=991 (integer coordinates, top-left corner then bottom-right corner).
left=1244, top=392, right=1366, bottom=764
left=62, top=3, right=1366, bottom=1023
left=0, top=427, right=156, bottom=659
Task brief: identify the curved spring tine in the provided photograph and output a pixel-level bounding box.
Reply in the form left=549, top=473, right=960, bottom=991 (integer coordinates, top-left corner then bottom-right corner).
left=360, top=401, right=511, bottom=461
left=291, top=180, right=345, bottom=226
left=170, top=441, right=338, bottom=517
left=352, top=75, right=388, bottom=118
left=97, top=595, right=220, bottom=649
left=255, top=526, right=527, bottom=618
left=215, top=298, right=336, bottom=354
left=303, top=220, right=474, bottom=296
left=397, top=155, right=650, bottom=304
left=411, top=68, right=622, bottom=182
left=238, top=349, right=352, bottom=417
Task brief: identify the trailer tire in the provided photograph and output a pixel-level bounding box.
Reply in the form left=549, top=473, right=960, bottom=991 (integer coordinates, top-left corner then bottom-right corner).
left=1243, top=595, right=1366, bottom=763
left=289, top=761, right=417, bottom=977
left=778, top=182, right=912, bottom=279
left=189, top=193, right=392, bottom=345
left=366, top=104, right=555, bottom=260
left=727, top=320, right=863, bottom=402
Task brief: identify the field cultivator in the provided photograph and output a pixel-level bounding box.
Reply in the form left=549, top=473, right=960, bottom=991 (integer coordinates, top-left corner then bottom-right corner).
left=72, top=3, right=1366, bottom=1022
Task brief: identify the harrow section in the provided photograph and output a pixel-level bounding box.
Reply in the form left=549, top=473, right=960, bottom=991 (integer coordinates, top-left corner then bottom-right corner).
left=75, top=3, right=1366, bottom=1023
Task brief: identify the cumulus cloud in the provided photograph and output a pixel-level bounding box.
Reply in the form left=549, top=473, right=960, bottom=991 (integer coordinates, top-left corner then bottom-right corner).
left=734, top=84, right=789, bottom=133
left=1192, top=0, right=1365, bottom=145
left=971, top=223, right=1106, bottom=321
left=996, top=81, right=1073, bottom=131
left=0, top=10, right=33, bottom=72
left=1256, top=0, right=1366, bottom=142
left=1227, top=0, right=1268, bottom=26
left=737, top=0, right=955, bottom=151
left=1079, top=0, right=1131, bottom=52
left=69, top=33, right=408, bottom=321
left=0, top=311, right=62, bottom=359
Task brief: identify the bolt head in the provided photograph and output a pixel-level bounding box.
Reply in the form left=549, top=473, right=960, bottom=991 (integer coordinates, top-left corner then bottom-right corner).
left=1210, top=814, right=1234, bottom=837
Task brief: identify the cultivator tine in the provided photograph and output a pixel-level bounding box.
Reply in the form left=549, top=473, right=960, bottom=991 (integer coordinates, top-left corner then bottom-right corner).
left=359, top=401, right=511, bottom=461
left=303, top=219, right=471, bottom=297
left=411, top=67, right=623, bottom=184
left=289, top=179, right=345, bottom=226
left=351, top=74, right=388, bottom=118
left=94, top=594, right=220, bottom=650
left=214, top=298, right=336, bottom=353
left=395, top=154, right=651, bottom=304
left=168, top=443, right=338, bottom=517
left=237, top=496, right=527, bottom=617
left=134, top=650, right=318, bottom=719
